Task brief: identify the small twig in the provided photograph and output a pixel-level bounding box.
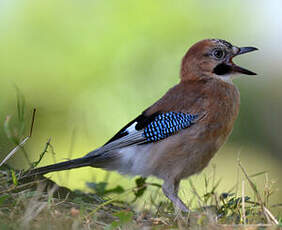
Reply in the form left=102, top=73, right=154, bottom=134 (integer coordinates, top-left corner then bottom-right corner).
left=29, top=137, right=51, bottom=170
left=241, top=180, right=246, bottom=225
left=0, top=178, right=47, bottom=195
left=29, top=108, right=36, bottom=137
left=263, top=206, right=279, bottom=225
left=238, top=161, right=278, bottom=225
left=54, top=192, right=70, bottom=207
left=0, top=137, right=29, bottom=168
left=0, top=109, right=37, bottom=168
left=236, top=149, right=243, bottom=197
left=21, top=108, right=36, bottom=166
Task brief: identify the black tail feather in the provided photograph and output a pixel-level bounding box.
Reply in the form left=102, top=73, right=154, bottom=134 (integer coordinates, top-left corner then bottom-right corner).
left=21, top=157, right=93, bottom=180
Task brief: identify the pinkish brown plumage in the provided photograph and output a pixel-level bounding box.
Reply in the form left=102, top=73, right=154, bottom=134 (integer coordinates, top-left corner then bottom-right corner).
left=21, top=39, right=258, bottom=212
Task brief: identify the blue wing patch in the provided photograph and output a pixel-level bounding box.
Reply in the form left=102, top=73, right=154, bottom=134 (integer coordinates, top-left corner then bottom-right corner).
left=104, top=111, right=198, bottom=147
left=142, top=112, right=198, bottom=142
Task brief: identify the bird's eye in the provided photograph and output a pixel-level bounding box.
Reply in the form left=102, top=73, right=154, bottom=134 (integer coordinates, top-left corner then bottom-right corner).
left=212, top=49, right=225, bottom=59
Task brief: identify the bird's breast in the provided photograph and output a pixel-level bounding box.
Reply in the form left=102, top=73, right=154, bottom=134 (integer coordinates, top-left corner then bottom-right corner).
left=197, top=80, right=240, bottom=149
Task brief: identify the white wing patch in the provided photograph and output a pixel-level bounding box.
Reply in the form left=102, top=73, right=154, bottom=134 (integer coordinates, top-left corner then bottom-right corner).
left=125, top=121, right=137, bottom=133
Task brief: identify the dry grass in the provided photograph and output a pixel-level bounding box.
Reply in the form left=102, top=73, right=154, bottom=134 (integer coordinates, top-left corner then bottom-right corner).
left=1, top=159, right=281, bottom=229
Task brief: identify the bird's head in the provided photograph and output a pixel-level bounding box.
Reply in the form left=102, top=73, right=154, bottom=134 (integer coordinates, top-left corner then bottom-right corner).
left=181, top=39, right=258, bottom=82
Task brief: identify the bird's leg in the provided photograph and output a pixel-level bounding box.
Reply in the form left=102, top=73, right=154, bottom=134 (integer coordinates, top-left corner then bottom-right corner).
left=162, top=179, right=190, bottom=212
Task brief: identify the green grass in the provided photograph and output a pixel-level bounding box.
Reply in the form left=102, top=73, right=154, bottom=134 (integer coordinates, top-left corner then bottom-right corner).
left=0, top=165, right=281, bottom=229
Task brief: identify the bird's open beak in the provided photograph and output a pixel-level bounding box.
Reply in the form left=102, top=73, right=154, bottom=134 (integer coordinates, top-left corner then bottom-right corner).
left=230, top=46, right=258, bottom=75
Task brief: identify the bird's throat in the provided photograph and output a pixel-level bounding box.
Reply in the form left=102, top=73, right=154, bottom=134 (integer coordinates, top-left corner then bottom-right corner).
left=213, top=63, right=232, bottom=75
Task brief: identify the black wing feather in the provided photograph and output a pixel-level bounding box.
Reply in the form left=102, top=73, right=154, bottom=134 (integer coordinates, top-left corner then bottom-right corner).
left=104, top=111, right=160, bottom=145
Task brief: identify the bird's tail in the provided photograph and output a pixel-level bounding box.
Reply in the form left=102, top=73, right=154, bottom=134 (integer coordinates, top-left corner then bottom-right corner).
left=20, top=156, right=94, bottom=180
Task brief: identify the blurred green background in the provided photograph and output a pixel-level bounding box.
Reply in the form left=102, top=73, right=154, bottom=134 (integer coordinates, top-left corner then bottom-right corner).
left=0, top=0, right=281, bottom=208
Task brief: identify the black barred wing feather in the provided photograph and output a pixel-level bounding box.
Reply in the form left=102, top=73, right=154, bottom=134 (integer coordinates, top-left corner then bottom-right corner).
left=85, top=112, right=198, bottom=158
left=104, top=112, right=160, bottom=145
left=105, top=112, right=198, bottom=145
left=142, top=112, right=198, bottom=142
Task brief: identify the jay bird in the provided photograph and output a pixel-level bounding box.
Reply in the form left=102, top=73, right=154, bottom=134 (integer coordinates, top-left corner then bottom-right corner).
left=22, top=39, right=258, bottom=212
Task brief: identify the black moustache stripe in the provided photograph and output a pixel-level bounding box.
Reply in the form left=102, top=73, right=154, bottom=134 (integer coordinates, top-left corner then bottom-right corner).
left=213, top=63, right=232, bottom=75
